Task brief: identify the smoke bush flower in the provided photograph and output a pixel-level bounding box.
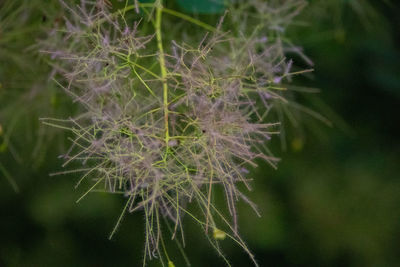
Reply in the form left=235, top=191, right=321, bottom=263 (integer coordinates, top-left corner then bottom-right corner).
left=41, top=0, right=313, bottom=265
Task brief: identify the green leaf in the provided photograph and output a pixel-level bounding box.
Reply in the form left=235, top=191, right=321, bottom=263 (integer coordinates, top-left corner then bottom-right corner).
left=176, top=0, right=226, bottom=14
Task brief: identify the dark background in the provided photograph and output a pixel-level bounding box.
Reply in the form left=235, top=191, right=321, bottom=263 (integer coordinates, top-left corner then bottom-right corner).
left=0, top=0, right=399, bottom=266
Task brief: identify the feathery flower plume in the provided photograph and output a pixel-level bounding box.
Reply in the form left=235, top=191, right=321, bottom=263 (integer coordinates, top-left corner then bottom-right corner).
left=41, top=0, right=312, bottom=265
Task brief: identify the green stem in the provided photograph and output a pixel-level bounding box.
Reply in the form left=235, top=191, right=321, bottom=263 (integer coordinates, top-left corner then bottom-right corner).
left=162, top=8, right=216, bottom=32
left=155, top=1, right=170, bottom=148
left=98, top=3, right=216, bottom=32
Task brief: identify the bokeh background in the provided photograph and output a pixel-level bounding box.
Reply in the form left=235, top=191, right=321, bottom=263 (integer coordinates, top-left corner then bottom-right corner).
left=1, top=0, right=399, bottom=266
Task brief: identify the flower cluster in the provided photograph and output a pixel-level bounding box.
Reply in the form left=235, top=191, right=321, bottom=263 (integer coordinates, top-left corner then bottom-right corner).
left=41, top=0, right=310, bottom=265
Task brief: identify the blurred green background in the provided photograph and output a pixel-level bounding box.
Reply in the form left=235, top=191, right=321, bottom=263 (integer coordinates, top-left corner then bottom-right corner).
left=1, top=0, right=399, bottom=266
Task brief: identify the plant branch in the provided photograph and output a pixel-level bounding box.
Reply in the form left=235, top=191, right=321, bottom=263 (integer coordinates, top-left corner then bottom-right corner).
left=155, top=1, right=170, bottom=148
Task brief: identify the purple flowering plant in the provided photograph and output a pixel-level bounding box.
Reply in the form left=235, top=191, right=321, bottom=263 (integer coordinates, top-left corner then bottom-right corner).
left=40, top=0, right=321, bottom=265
